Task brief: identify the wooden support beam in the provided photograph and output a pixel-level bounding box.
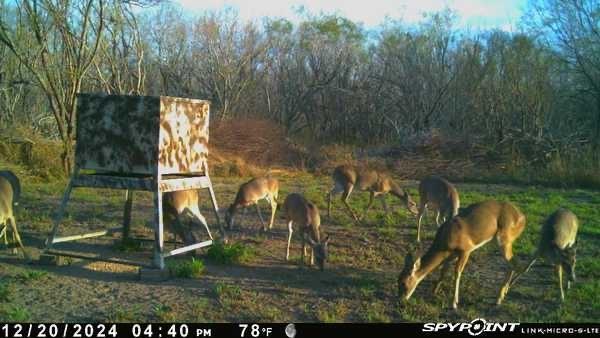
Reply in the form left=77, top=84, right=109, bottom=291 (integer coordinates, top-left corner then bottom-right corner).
left=73, top=174, right=154, bottom=191
left=122, top=190, right=134, bottom=239
left=162, top=240, right=213, bottom=258
left=45, top=249, right=154, bottom=269
left=158, top=176, right=211, bottom=192
left=50, top=227, right=123, bottom=244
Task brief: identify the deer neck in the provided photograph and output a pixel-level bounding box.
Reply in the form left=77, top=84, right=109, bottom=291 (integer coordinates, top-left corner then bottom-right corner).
left=415, top=246, right=452, bottom=282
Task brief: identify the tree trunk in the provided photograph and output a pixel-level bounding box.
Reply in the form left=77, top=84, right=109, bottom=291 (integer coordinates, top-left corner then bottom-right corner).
left=61, top=139, right=74, bottom=174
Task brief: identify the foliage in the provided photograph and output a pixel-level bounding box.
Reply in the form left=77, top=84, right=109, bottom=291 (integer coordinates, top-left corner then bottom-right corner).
left=206, top=242, right=255, bottom=265
left=167, top=257, right=205, bottom=278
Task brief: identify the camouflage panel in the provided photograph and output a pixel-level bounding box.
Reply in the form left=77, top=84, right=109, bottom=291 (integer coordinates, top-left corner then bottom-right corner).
left=158, top=96, right=210, bottom=175
left=75, top=94, right=210, bottom=175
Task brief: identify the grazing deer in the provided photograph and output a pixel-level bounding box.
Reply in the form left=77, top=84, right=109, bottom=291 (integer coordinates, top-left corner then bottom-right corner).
left=225, top=176, right=279, bottom=231
left=282, top=193, right=329, bottom=270
left=417, top=176, right=460, bottom=242
left=0, top=170, right=29, bottom=259
left=327, top=164, right=418, bottom=221
left=509, top=208, right=578, bottom=302
left=162, top=190, right=214, bottom=245
left=398, top=200, right=526, bottom=309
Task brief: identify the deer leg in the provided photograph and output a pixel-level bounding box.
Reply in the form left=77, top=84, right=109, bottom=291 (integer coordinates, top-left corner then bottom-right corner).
left=452, top=252, right=470, bottom=309
left=557, top=264, right=565, bottom=302
left=268, top=198, right=277, bottom=230
left=328, top=184, right=342, bottom=219
left=11, top=226, right=17, bottom=254
left=255, top=203, right=266, bottom=231
left=300, top=232, right=306, bottom=266
left=9, top=217, right=29, bottom=261
left=361, top=192, right=375, bottom=221
left=286, top=221, right=293, bottom=261
left=509, top=255, right=538, bottom=288
left=434, top=255, right=456, bottom=294
left=190, top=206, right=213, bottom=241
left=417, top=202, right=427, bottom=243
left=497, top=242, right=517, bottom=305
left=379, top=196, right=389, bottom=216
left=341, top=184, right=360, bottom=221
left=0, top=225, right=7, bottom=248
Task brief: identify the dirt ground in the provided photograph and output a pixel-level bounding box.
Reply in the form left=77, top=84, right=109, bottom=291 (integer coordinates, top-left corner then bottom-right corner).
left=0, top=174, right=598, bottom=322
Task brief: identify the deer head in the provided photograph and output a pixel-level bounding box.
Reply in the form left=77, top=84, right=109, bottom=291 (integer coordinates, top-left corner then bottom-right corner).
left=398, top=251, right=422, bottom=301
left=391, top=183, right=418, bottom=215
left=308, top=235, right=330, bottom=271
left=561, top=242, right=577, bottom=283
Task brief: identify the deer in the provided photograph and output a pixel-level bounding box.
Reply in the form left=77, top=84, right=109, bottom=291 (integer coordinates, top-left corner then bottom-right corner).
left=417, top=176, right=460, bottom=242
left=224, top=176, right=279, bottom=231
left=162, top=190, right=215, bottom=245
left=327, top=164, right=418, bottom=222
left=0, top=170, right=30, bottom=260
left=398, top=200, right=526, bottom=309
left=508, top=208, right=578, bottom=302
left=282, top=193, right=330, bottom=270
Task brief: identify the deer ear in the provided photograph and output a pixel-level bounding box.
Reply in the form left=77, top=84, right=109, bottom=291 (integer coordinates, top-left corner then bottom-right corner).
left=323, top=235, right=330, bottom=244
left=402, top=252, right=415, bottom=271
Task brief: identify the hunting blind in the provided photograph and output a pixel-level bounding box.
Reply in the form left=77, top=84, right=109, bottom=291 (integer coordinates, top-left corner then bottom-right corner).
left=44, top=93, right=223, bottom=271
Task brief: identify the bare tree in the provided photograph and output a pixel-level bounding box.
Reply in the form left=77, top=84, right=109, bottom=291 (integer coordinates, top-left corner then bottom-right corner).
left=0, top=0, right=105, bottom=172
left=524, top=0, right=600, bottom=146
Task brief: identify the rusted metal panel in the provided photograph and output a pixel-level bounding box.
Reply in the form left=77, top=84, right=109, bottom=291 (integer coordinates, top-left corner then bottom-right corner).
left=75, top=93, right=210, bottom=175
left=158, top=96, right=210, bottom=175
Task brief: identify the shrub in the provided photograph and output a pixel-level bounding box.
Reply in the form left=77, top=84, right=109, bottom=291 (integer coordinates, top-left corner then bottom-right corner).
left=167, top=257, right=205, bottom=278
left=206, top=242, right=255, bottom=265
left=0, top=125, right=64, bottom=180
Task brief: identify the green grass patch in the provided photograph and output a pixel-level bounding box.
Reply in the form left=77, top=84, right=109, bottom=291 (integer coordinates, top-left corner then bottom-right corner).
left=0, top=280, right=12, bottom=302
left=168, top=257, right=205, bottom=278
left=152, top=303, right=178, bottom=322
left=105, top=305, right=142, bottom=322
left=17, top=270, right=48, bottom=282
left=0, top=305, right=31, bottom=322
left=206, top=242, right=255, bottom=265
left=359, top=301, right=390, bottom=322
left=315, top=299, right=350, bottom=322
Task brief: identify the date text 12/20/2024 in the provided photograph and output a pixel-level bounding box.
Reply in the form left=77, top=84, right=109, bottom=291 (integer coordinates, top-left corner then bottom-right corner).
left=0, top=323, right=278, bottom=338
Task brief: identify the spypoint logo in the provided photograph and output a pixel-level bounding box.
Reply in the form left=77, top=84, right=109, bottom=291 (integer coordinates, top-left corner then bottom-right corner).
left=423, top=318, right=519, bottom=336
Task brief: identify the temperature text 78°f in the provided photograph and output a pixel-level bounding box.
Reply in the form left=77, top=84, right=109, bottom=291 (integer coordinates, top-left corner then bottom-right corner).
left=239, top=324, right=273, bottom=337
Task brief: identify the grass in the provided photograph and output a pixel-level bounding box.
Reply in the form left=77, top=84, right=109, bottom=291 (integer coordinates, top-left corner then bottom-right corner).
left=0, top=305, right=31, bottom=322
left=315, top=299, right=351, bottom=322
left=167, top=257, right=205, bottom=278
left=214, top=282, right=242, bottom=301
left=1, top=168, right=599, bottom=322
left=105, top=305, right=142, bottom=322
left=206, top=242, right=255, bottom=265
left=17, top=269, right=48, bottom=281
left=0, top=280, right=12, bottom=302
left=152, top=304, right=178, bottom=322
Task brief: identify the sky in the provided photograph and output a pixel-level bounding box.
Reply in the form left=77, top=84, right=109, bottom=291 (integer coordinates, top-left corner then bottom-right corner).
left=175, top=0, right=527, bottom=31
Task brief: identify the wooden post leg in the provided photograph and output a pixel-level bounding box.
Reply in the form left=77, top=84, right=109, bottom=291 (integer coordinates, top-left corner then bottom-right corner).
left=122, top=190, right=134, bottom=239
left=45, top=174, right=77, bottom=249
left=206, top=178, right=226, bottom=239
left=153, top=188, right=165, bottom=270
